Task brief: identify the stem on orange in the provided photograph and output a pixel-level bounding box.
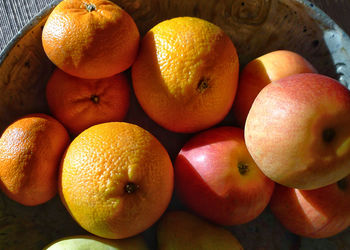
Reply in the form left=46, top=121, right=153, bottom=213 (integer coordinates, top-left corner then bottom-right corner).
left=85, top=3, right=96, bottom=12
left=197, top=78, right=209, bottom=93
left=124, top=182, right=139, bottom=194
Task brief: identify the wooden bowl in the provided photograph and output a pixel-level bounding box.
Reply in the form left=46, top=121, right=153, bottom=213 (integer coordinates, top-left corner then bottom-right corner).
left=1, top=0, right=350, bottom=249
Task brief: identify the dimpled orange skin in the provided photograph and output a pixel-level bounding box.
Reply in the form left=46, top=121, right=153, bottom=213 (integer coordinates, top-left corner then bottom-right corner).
left=59, top=122, right=174, bottom=239
left=42, top=0, right=140, bottom=79
left=46, top=68, right=130, bottom=135
left=131, top=17, right=239, bottom=133
left=0, top=113, right=70, bottom=206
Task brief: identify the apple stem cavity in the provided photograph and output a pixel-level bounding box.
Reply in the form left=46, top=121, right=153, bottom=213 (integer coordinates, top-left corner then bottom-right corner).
left=337, top=178, right=347, bottom=191
left=322, top=128, right=336, bottom=143
left=85, top=3, right=96, bottom=12
left=124, top=182, right=139, bottom=194
left=197, top=78, right=210, bottom=93
left=238, top=162, right=249, bottom=175
left=90, top=95, right=99, bottom=104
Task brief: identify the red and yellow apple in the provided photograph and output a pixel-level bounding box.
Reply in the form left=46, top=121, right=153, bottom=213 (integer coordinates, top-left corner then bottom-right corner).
left=233, top=50, right=317, bottom=127
left=245, top=73, right=350, bottom=190
left=269, top=175, right=350, bottom=238
left=174, top=126, right=275, bottom=225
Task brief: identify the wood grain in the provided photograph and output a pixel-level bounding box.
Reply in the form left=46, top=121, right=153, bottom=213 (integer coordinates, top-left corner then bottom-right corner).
left=0, top=1, right=350, bottom=249
left=0, top=0, right=350, bottom=52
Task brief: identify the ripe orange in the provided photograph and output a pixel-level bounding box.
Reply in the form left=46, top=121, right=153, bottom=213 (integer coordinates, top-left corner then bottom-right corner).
left=131, top=16, right=239, bottom=133
left=42, top=0, right=140, bottom=79
left=59, top=122, right=174, bottom=239
left=0, top=113, right=70, bottom=206
left=46, top=68, right=130, bottom=135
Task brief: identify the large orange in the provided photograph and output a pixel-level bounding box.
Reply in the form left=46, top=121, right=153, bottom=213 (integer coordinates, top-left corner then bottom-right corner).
left=131, top=17, right=239, bottom=133
left=59, top=122, right=174, bottom=239
left=0, top=113, right=70, bottom=206
left=46, top=68, right=130, bottom=135
left=42, top=0, right=140, bottom=79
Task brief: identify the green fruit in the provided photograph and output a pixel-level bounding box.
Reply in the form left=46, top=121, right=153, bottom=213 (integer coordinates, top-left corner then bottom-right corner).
left=157, top=210, right=243, bottom=250
left=43, top=235, right=149, bottom=250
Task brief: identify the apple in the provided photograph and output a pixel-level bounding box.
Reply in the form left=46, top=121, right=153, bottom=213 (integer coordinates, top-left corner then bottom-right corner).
left=43, top=234, right=149, bottom=250
left=269, top=175, right=350, bottom=238
left=157, top=210, right=243, bottom=250
left=232, top=50, right=317, bottom=127
left=245, top=73, right=350, bottom=190
left=174, top=126, right=275, bottom=225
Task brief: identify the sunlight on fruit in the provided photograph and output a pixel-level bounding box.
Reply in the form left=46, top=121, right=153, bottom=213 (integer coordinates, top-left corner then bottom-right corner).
left=336, top=137, right=350, bottom=157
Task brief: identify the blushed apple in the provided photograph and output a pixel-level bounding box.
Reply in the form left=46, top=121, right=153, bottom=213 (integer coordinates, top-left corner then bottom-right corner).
left=233, top=50, right=317, bottom=127
left=174, top=126, right=275, bottom=225
left=269, top=175, right=350, bottom=238
left=245, top=73, right=350, bottom=190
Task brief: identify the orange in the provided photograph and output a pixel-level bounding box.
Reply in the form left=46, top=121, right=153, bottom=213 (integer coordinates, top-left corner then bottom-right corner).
left=0, top=113, right=70, bottom=206
left=131, top=16, right=239, bottom=133
left=46, top=68, right=130, bottom=135
left=42, top=0, right=140, bottom=79
left=59, top=122, right=174, bottom=239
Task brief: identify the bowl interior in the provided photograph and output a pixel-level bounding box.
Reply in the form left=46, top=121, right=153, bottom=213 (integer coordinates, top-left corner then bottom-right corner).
left=1, top=0, right=350, bottom=249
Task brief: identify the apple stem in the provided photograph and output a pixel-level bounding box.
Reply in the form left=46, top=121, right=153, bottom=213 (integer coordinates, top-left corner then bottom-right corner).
left=124, top=182, right=139, bottom=194
left=322, top=128, right=336, bottom=143
left=238, top=162, right=249, bottom=175
left=90, top=94, right=100, bottom=104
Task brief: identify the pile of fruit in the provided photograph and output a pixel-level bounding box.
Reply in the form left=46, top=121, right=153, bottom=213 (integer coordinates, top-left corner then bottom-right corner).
left=1, top=0, right=350, bottom=249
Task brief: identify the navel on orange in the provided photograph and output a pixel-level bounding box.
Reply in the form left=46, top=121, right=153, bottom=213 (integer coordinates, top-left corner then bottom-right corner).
left=0, top=113, right=70, bottom=206
left=46, top=68, right=130, bottom=135
left=42, top=0, right=140, bottom=79
left=132, top=16, right=239, bottom=133
left=59, top=122, right=174, bottom=239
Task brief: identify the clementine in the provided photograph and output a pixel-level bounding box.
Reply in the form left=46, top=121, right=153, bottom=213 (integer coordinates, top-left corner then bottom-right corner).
left=46, top=68, right=130, bottom=135
left=59, top=122, right=174, bottom=239
left=0, top=113, right=70, bottom=206
left=42, top=0, right=140, bottom=79
left=131, top=16, right=239, bottom=133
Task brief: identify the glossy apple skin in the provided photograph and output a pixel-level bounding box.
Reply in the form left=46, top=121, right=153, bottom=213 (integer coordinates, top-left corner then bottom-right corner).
left=270, top=175, right=350, bottom=238
left=233, top=50, right=317, bottom=127
left=174, top=126, right=275, bottom=225
left=245, top=73, right=350, bottom=190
